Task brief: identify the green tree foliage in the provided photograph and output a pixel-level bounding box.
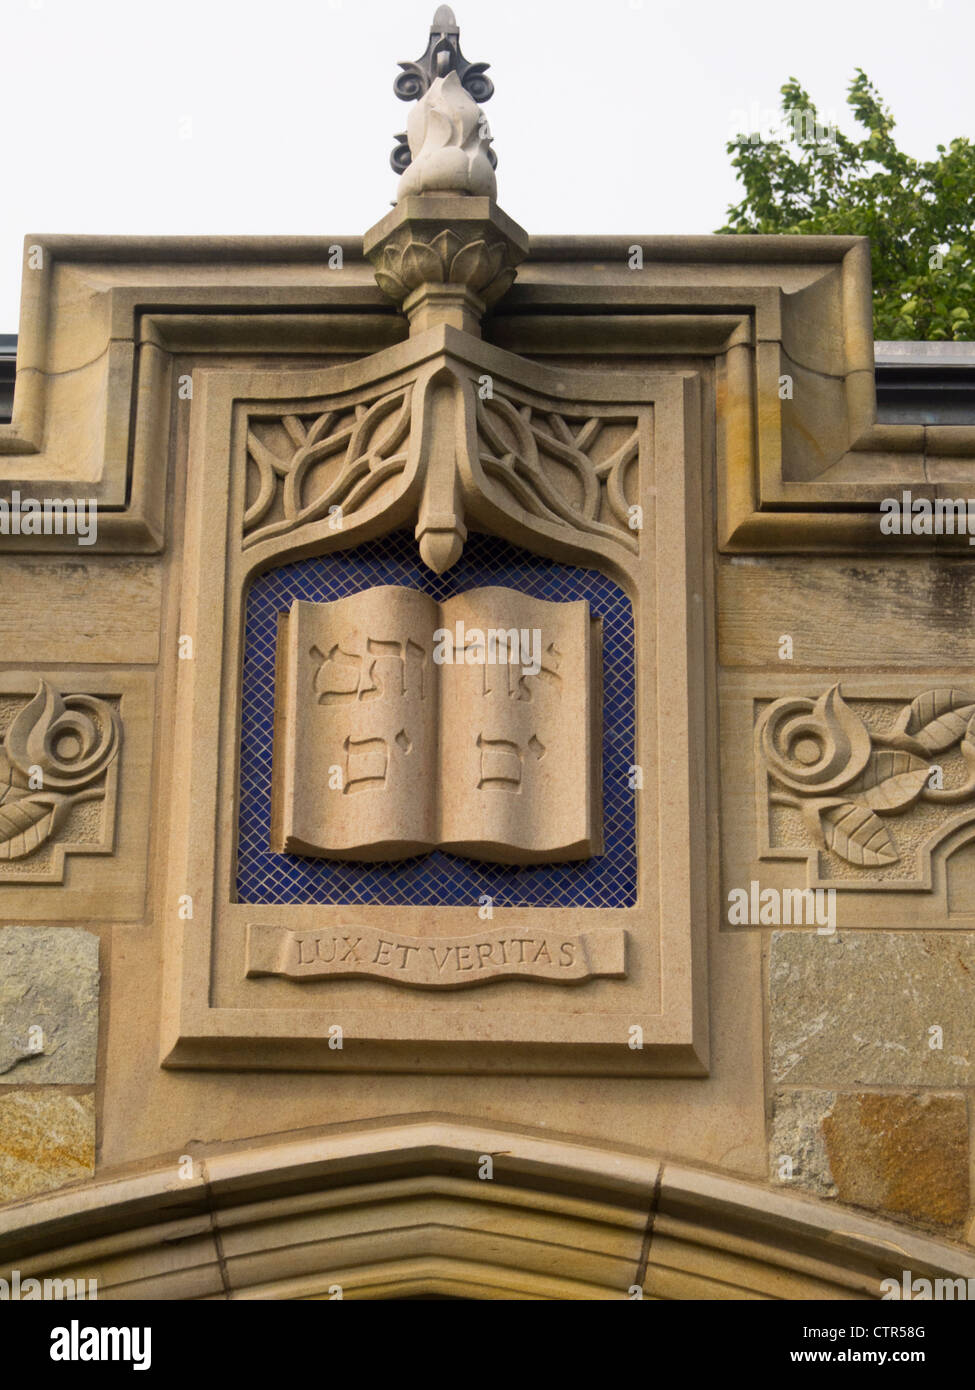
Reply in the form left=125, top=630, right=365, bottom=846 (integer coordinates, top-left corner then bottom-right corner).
left=720, top=71, right=974, bottom=340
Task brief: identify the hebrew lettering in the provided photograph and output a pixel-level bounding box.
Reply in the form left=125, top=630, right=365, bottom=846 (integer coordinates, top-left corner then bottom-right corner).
left=271, top=584, right=602, bottom=863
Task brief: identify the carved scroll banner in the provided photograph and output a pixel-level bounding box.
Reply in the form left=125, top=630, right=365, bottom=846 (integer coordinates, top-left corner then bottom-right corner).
left=246, top=923, right=627, bottom=989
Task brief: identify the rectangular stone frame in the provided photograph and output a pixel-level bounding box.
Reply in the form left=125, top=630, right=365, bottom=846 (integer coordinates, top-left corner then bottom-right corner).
left=160, top=350, right=711, bottom=1075
left=7, top=235, right=973, bottom=560
left=19, top=233, right=972, bottom=1075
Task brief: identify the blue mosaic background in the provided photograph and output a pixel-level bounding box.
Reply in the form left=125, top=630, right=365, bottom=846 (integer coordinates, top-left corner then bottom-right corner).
left=236, top=530, right=636, bottom=907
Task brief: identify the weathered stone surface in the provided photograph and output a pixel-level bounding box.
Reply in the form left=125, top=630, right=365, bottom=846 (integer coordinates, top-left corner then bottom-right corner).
left=769, top=1090, right=837, bottom=1197
left=769, top=931, right=975, bottom=1087
left=771, top=1089, right=969, bottom=1233
left=0, top=1092, right=95, bottom=1201
left=0, top=929, right=99, bottom=1083
left=823, top=1093, right=969, bottom=1233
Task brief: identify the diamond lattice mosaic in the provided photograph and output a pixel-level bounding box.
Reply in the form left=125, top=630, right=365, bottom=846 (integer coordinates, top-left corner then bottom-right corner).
left=236, top=530, right=636, bottom=906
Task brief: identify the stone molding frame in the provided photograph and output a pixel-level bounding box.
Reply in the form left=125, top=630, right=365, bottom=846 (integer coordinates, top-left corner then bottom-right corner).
left=1, top=1117, right=972, bottom=1299
left=0, top=235, right=391, bottom=551
left=7, top=233, right=971, bottom=1057
left=497, top=235, right=975, bottom=553
left=160, top=329, right=711, bottom=1075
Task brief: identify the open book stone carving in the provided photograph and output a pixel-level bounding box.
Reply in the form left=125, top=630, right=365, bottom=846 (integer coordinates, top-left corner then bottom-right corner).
left=271, top=584, right=602, bottom=863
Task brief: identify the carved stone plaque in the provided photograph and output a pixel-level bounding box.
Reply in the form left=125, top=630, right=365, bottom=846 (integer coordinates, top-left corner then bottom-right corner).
left=721, top=673, right=975, bottom=930
left=160, top=197, right=710, bottom=1073
left=0, top=679, right=120, bottom=884
left=0, top=668, right=150, bottom=920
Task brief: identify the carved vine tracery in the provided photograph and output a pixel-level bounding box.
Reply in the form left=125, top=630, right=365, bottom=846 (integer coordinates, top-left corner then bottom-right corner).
left=243, top=375, right=642, bottom=565
left=476, top=397, right=640, bottom=549
left=244, top=388, right=413, bottom=543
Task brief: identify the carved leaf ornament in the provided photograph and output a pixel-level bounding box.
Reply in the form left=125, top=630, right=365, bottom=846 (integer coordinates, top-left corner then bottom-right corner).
left=0, top=680, right=120, bottom=861
left=757, top=684, right=975, bottom=868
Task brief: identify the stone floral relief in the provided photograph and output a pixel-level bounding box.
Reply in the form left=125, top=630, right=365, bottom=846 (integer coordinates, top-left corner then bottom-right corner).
left=756, top=684, right=975, bottom=886
left=243, top=377, right=642, bottom=566
left=371, top=226, right=516, bottom=308
left=0, top=680, right=121, bottom=881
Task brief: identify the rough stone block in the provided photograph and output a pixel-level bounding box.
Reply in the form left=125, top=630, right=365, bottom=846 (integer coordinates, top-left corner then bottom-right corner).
left=771, top=1089, right=969, bottom=1233
left=0, top=1091, right=95, bottom=1202
left=769, top=931, right=974, bottom=1087
left=825, top=1092, right=969, bottom=1232
left=769, top=1090, right=837, bottom=1197
left=0, top=928, right=99, bottom=1084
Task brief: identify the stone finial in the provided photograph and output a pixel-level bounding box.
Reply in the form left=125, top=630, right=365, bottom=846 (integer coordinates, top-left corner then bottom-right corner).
left=397, top=70, right=496, bottom=200
left=366, top=8, right=526, bottom=338
left=390, top=8, right=496, bottom=182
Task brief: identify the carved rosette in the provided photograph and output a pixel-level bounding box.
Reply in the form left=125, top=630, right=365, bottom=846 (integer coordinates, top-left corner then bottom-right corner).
left=0, top=679, right=121, bottom=870
left=757, top=683, right=975, bottom=880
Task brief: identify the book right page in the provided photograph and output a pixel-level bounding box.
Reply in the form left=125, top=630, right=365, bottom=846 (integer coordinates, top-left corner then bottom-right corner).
left=438, top=586, right=601, bottom=864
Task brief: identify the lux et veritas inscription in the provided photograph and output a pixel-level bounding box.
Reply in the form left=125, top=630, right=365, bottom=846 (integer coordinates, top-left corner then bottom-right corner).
left=246, top=923, right=627, bottom=989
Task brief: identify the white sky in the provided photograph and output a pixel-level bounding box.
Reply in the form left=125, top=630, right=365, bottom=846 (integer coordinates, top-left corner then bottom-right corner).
left=0, top=0, right=971, bottom=330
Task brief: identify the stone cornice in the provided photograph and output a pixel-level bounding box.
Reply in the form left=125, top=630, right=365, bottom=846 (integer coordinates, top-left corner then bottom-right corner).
left=1, top=232, right=971, bottom=557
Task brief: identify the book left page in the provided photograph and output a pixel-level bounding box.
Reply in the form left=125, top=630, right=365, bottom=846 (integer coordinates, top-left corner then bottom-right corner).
left=270, top=585, right=440, bottom=860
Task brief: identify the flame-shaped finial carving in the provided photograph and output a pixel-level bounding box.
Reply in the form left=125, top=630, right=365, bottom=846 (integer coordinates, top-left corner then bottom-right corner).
left=390, top=9, right=496, bottom=182
left=397, top=70, right=496, bottom=199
